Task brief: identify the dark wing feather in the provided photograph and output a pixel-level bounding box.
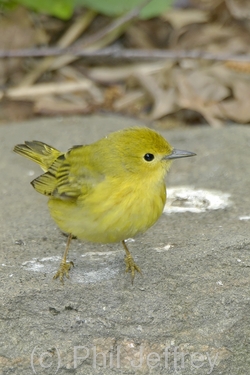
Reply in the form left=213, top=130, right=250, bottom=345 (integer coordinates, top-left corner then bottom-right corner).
left=31, top=147, right=100, bottom=201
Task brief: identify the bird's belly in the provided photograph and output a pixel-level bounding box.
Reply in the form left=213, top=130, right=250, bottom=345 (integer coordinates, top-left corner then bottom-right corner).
left=48, top=181, right=166, bottom=243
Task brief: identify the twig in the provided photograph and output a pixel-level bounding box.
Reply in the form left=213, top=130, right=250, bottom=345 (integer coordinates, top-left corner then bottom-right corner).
left=71, top=0, right=152, bottom=49
left=50, top=0, right=152, bottom=71
left=0, top=81, right=95, bottom=100
left=18, top=10, right=97, bottom=87
left=1, top=47, right=250, bottom=63
left=16, top=0, right=152, bottom=84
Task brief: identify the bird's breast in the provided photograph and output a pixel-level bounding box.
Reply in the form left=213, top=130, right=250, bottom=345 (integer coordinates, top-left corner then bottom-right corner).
left=49, top=175, right=166, bottom=244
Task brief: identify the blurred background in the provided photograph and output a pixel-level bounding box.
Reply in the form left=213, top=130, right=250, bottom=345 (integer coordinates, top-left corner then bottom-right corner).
left=1, top=0, right=250, bottom=128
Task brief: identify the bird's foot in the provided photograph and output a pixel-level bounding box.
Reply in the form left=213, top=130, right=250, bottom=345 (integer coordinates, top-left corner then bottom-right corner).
left=53, top=259, right=74, bottom=283
left=124, top=254, right=142, bottom=284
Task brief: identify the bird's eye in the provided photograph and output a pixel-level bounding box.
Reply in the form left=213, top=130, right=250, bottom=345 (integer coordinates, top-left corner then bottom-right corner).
left=144, top=153, right=154, bottom=162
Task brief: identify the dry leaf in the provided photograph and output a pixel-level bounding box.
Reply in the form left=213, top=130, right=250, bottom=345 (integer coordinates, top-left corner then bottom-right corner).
left=162, top=9, right=209, bottom=29
left=220, top=81, right=250, bottom=123
left=0, top=7, right=48, bottom=85
left=34, top=96, right=89, bottom=115
left=2, top=1, right=250, bottom=127
left=220, top=99, right=250, bottom=123
left=186, top=70, right=230, bottom=101
left=226, top=0, right=250, bottom=20
left=135, top=72, right=178, bottom=120
left=232, top=80, right=250, bottom=101
left=175, top=72, right=225, bottom=127
left=88, top=63, right=166, bottom=83
left=1, top=81, right=100, bottom=101
left=114, top=90, right=145, bottom=111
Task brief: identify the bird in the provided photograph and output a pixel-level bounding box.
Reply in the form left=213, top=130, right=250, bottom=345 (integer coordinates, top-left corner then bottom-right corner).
left=13, top=127, right=195, bottom=283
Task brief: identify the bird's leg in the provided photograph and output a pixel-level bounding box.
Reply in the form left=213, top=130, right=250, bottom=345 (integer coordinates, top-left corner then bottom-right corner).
left=53, top=233, right=74, bottom=283
left=122, top=240, right=142, bottom=284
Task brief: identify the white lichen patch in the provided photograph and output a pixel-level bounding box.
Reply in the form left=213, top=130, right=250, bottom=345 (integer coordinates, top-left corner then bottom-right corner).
left=21, top=254, right=119, bottom=283
left=154, top=244, right=172, bottom=252
left=164, top=187, right=231, bottom=214
left=239, top=216, right=250, bottom=221
left=22, top=256, right=61, bottom=272
left=81, top=250, right=122, bottom=259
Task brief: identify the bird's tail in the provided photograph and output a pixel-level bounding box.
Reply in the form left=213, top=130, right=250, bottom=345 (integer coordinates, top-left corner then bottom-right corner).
left=13, top=141, right=62, bottom=172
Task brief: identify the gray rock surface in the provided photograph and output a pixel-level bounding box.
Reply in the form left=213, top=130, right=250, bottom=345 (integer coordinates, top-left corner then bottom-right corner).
left=0, top=115, right=250, bottom=375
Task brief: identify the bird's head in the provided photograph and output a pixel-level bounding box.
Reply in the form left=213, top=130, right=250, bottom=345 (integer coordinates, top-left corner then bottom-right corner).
left=103, top=127, right=195, bottom=179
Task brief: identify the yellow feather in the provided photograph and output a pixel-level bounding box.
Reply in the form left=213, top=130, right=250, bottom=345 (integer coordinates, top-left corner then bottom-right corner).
left=14, top=127, right=195, bottom=283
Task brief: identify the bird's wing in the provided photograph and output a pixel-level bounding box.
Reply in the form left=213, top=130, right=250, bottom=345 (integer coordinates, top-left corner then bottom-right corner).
left=14, top=141, right=61, bottom=172
left=31, top=149, right=99, bottom=200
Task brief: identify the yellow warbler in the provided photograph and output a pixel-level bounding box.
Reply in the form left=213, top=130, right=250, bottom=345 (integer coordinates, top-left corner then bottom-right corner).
left=14, top=127, right=195, bottom=283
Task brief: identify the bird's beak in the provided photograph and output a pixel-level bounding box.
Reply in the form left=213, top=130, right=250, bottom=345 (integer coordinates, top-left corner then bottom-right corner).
left=164, top=148, right=196, bottom=160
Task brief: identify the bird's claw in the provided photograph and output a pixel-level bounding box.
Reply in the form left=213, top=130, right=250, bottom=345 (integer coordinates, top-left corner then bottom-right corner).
left=53, top=260, right=74, bottom=283
left=124, top=254, right=142, bottom=284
